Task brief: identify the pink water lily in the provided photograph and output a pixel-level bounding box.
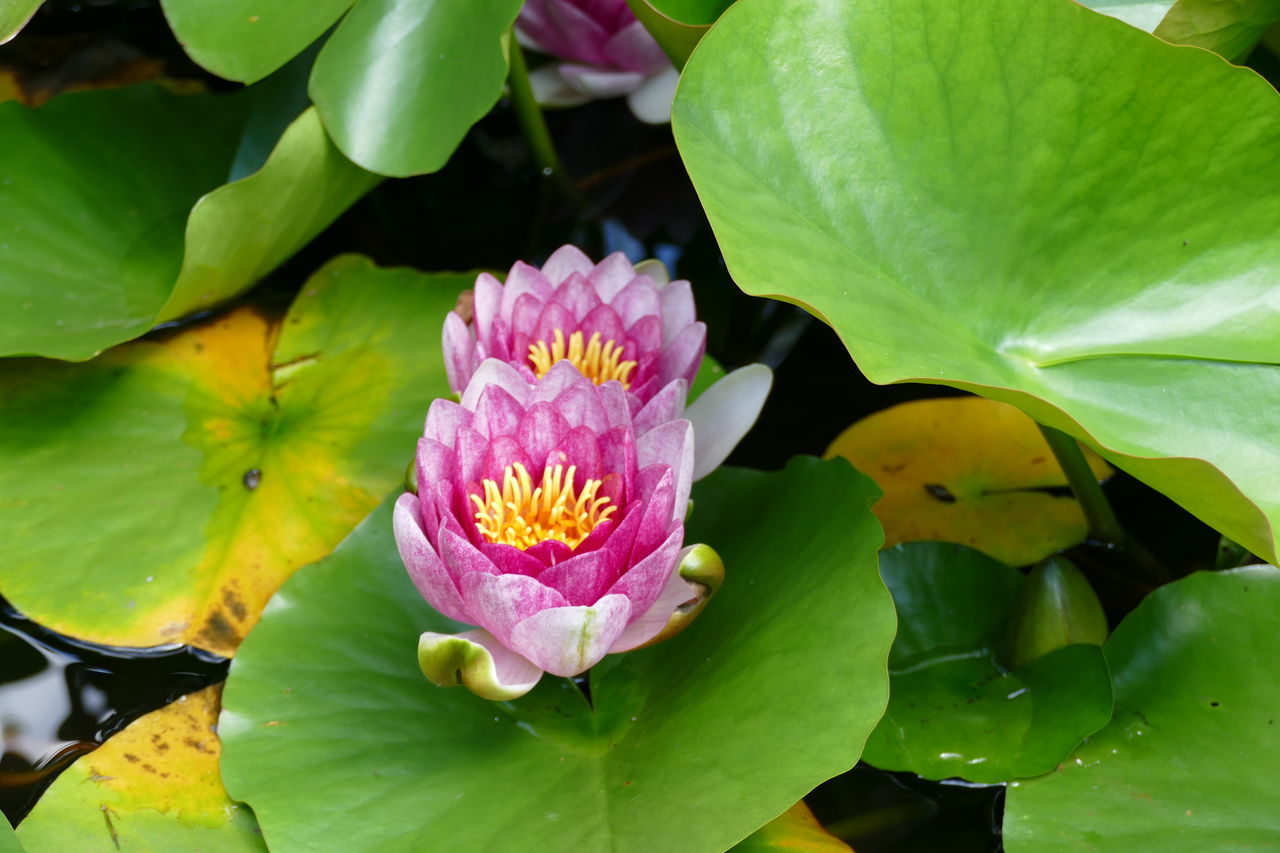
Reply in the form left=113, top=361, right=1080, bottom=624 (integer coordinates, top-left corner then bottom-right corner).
left=517, top=0, right=679, bottom=124
left=395, top=358, right=716, bottom=700
left=445, top=245, right=772, bottom=481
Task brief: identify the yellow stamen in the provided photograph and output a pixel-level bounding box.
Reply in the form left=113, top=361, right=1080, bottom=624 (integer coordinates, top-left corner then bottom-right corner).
left=528, top=329, right=637, bottom=389
left=470, top=462, right=616, bottom=550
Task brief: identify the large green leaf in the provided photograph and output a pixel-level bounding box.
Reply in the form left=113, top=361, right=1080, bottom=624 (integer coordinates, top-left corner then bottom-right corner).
left=1, top=811, right=21, bottom=853
left=219, top=459, right=895, bottom=852
left=1003, top=565, right=1280, bottom=851
left=1155, top=0, right=1280, bottom=60
left=862, top=544, right=1112, bottom=784
left=672, top=0, right=1280, bottom=562
left=309, top=0, right=523, bottom=176
left=626, top=0, right=733, bottom=68
left=159, top=0, right=354, bottom=84
left=0, top=0, right=41, bottom=45
left=0, top=256, right=466, bottom=657
left=0, top=86, right=376, bottom=359
left=17, top=687, right=265, bottom=853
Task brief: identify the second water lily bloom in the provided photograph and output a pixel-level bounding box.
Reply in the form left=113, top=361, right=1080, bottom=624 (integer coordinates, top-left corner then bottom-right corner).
left=444, top=245, right=773, bottom=480
left=395, top=359, right=719, bottom=700
left=516, top=0, right=680, bottom=124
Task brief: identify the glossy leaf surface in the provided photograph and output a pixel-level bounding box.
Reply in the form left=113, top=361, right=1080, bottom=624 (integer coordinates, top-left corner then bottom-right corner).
left=17, top=686, right=264, bottom=853
left=1004, top=565, right=1280, bottom=851
left=862, top=544, right=1112, bottom=784
left=1155, top=0, right=1280, bottom=60
left=826, top=398, right=1111, bottom=566
left=220, top=459, right=895, bottom=852
left=1, top=813, right=20, bottom=853
left=160, top=0, right=353, bottom=83
left=0, top=87, right=375, bottom=359
left=730, top=802, right=851, bottom=852
left=0, top=256, right=466, bottom=656
left=674, top=0, right=1280, bottom=562
left=0, top=0, right=40, bottom=45
left=310, top=0, right=523, bottom=176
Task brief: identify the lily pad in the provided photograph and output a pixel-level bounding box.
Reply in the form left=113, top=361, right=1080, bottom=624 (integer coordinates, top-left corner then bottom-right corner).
left=309, top=0, right=523, bottom=176
left=1004, top=565, right=1280, bottom=851
left=219, top=458, right=895, bottom=852
left=730, top=802, right=851, bottom=852
left=0, top=256, right=467, bottom=657
left=626, top=0, right=732, bottom=68
left=1, top=813, right=20, bottom=853
left=862, top=543, right=1113, bottom=784
left=17, top=686, right=265, bottom=853
left=0, top=0, right=40, bottom=45
left=1154, top=0, right=1280, bottom=61
left=672, top=0, right=1280, bottom=562
left=0, top=85, right=376, bottom=360
left=826, top=398, right=1111, bottom=566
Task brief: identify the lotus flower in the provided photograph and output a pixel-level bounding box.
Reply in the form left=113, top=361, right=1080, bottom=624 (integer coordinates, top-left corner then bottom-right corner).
left=395, top=358, right=721, bottom=700
left=517, top=0, right=680, bottom=124
left=444, top=244, right=772, bottom=480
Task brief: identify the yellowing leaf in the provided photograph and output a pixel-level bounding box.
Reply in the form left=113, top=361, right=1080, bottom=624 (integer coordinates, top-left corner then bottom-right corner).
left=16, top=686, right=265, bottom=852
left=0, top=256, right=468, bottom=656
left=826, top=398, right=1112, bottom=566
left=732, top=802, right=852, bottom=852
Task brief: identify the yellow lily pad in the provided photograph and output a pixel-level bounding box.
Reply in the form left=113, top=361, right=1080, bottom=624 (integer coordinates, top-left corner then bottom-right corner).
left=826, top=398, right=1112, bottom=566
left=16, top=685, right=264, bottom=852
left=0, top=255, right=468, bottom=656
left=732, top=802, right=852, bottom=852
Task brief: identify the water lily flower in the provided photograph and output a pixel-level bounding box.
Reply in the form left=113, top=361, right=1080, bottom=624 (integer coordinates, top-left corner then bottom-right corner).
left=516, top=0, right=680, bottom=124
left=444, top=244, right=772, bottom=480
left=395, top=358, right=721, bottom=700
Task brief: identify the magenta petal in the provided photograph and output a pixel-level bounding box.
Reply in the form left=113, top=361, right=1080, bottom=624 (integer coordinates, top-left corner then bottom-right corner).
left=418, top=438, right=457, bottom=497
left=510, top=292, right=545, bottom=344
left=606, top=522, right=683, bottom=619
left=632, top=379, right=687, bottom=435
left=600, top=424, right=637, bottom=502
left=507, top=594, right=632, bottom=677
left=461, top=359, right=534, bottom=411
left=632, top=466, right=676, bottom=559
left=479, top=542, right=544, bottom=577
left=483, top=435, right=535, bottom=484
left=659, top=322, right=707, bottom=387
left=552, top=382, right=608, bottom=434
left=590, top=252, right=640, bottom=301
left=536, top=547, right=618, bottom=605
left=557, top=424, right=603, bottom=480
left=609, top=544, right=697, bottom=653
left=601, top=20, right=669, bottom=75
left=473, top=384, right=526, bottom=440
left=552, top=273, right=604, bottom=321
left=597, top=380, right=632, bottom=429
left=611, top=278, right=661, bottom=329
left=540, top=244, right=595, bottom=284
left=519, top=0, right=612, bottom=67
left=534, top=301, right=577, bottom=347
left=394, top=494, right=472, bottom=623
left=518, top=401, right=572, bottom=467
left=473, top=273, right=504, bottom=341
left=459, top=571, right=570, bottom=646
left=532, top=359, right=595, bottom=404
left=455, top=427, right=489, bottom=490
left=636, top=419, right=693, bottom=519
left=658, top=279, right=696, bottom=345
left=501, top=262, right=554, bottom=324
left=525, top=538, right=575, bottom=567
left=579, top=303, right=626, bottom=346
left=443, top=312, right=475, bottom=394
left=440, top=527, right=503, bottom=583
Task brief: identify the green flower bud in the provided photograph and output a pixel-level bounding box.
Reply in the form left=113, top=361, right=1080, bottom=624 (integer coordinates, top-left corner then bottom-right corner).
left=1007, top=555, right=1108, bottom=669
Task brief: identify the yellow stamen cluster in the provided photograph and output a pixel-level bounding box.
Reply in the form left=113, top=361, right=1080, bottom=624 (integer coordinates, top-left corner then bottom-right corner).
left=471, top=462, right=616, bottom=550
left=528, top=329, right=637, bottom=388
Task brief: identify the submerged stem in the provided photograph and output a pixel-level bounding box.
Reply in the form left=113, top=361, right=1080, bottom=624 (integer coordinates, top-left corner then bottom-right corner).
left=507, top=35, right=583, bottom=208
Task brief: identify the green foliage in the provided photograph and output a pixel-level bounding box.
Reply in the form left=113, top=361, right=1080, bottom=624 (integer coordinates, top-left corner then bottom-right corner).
left=219, top=459, right=895, bottom=852
left=1156, top=0, right=1280, bottom=60
left=0, top=86, right=376, bottom=360
left=626, top=0, right=733, bottom=68
left=862, top=544, right=1113, bottom=784
left=1004, top=566, right=1280, bottom=851
left=0, top=812, right=21, bottom=853
left=1079, top=0, right=1177, bottom=30
left=673, top=0, right=1280, bottom=563
left=0, top=0, right=40, bottom=45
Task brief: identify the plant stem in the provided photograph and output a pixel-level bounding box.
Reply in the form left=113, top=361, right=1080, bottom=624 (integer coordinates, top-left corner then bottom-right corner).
left=507, top=35, right=583, bottom=207
left=1038, top=425, right=1126, bottom=545
left=1039, top=424, right=1166, bottom=582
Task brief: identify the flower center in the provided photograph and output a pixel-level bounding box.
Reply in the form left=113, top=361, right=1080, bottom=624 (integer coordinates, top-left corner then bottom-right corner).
left=528, top=329, right=637, bottom=388
left=470, top=461, right=616, bottom=550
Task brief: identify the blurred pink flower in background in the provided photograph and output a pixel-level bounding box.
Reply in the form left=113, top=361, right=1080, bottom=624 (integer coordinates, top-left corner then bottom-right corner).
left=517, top=0, right=680, bottom=123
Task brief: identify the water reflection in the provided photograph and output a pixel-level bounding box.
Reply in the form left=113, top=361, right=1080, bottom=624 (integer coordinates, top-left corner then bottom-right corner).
left=0, top=596, right=228, bottom=823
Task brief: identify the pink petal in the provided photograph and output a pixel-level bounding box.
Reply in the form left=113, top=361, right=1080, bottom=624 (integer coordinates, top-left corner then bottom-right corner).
left=518, top=0, right=612, bottom=67
left=511, top=292, right=545, bottom=345
left=611, top=277, right=661, bottom=329
left=632, top=467, right=676, bottom=559
left=460, top=359, right=534, bottom=411
left=501, top=262, right=554, bottom=323
left=540, top=244, right=595, bottom=284
left=605, top=523, right=683, bottom=619
left=508, top=595, right=632, bottom=677
left=517, top=401, right=572, bottom=466
left=483, top=435, right=535, bottom=484
left=479, top=542, right=544, bottom=577
left=659, top=322, right=707, bottom=388
left=601, top=19, right=669, bottom=75
left=534, top=301, right=577, bottom=347
left=636, top=419, right=694, bottom=519
left=443, top=312, right=476, bottom=394
left=394, top=494, right=471, bottom=623
left=609, top=543, right=700, bottom=653
left=552, top=273, right=603, bottom=322
left=557, top=424, right=603, bottom=480
left=561, top=64, right=646, bottom=98
left=440, top=527, right=502, bottom=582
left=418, top=439, right=457, bottom=498
left=579, top=303, right=627, bottom=346
left=473, top=384, right=526, bottom=440
left=625, top=314, right=663, bottom=353
left=590, top=252, right=640, bottom=301
left=658, top=279, right=696, bottom=345
left=631, top=379, right=688, bottom=435
left=455, top=427, right=489, bottom=489
left=532, top=358, right=596, bottom=404
left=460, top=572, right=570, bottom=647
left=535, top=547, right=619, bottom=606
left=473, top=273, right=504, bottom=341
left=423, top=398, right=472, bottom=446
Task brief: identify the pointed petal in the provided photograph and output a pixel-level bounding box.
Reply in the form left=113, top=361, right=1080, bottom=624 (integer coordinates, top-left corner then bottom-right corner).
left=610, top=543, right=723, bottom=653
left=473, top=273, right=504, bottom=341
left=632, top=379, right=688, bottom=435
left=443, top=312, right=475, bottom=394
left=394, top=494, right=471, bottom=623
left=591, top=252, right=641, bottom=302
left=606, top=522, right=684, bottom=619
left=473, top=384, right=526, bottom=440
left=535, top=547, right=618, bottom=606
left=686, top=364, right=773, bottom=480
left=460, top=359, right=534, bottom=411
left=540, top=244, right=595, bottom=284
left=636, top=419, right=694, bottom=519
left=601, top=21, right=670, bottom=75
left=418, top=629, right=543, bottom=701
left=626, top=65, right=679, bottom=125
left=508, top=595, right=632, bottom=677
left=659, top=321, right=707, bottom=387
left=460, top=571, right=570, bottom=647
left=657, top=279, right=695, bottom=344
